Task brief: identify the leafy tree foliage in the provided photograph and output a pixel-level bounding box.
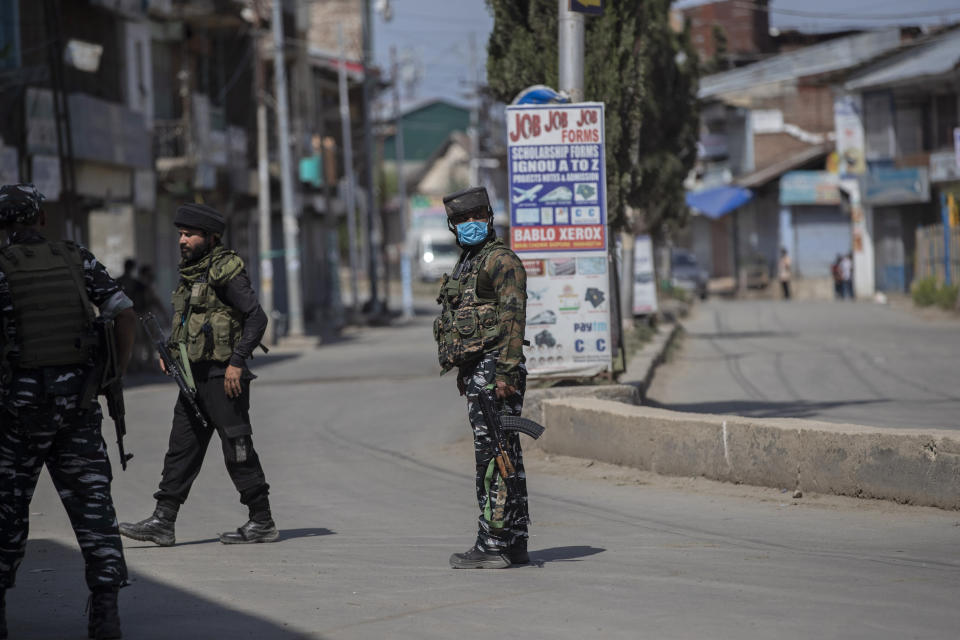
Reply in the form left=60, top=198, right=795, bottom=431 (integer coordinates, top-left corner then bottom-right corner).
left=486, top=0, right=699, bottom=233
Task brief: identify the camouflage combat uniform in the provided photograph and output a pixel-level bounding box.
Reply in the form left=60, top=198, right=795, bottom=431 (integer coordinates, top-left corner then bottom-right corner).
left=0, top=229, right=131, bottom=591
left=440, top=235, right=530, bottom=554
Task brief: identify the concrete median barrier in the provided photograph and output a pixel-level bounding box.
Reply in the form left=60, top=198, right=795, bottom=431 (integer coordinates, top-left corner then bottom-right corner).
left=524, top=384, right=639, bottom=425
left=540, top=398, right=960, bottom=510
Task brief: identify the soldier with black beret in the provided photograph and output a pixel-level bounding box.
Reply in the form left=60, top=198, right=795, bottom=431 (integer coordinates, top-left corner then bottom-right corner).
left=120, top=203, right=278, bottom=547
left=435, top=186, right=531, bottom=568
left=0, top=184, right=136, bottom=639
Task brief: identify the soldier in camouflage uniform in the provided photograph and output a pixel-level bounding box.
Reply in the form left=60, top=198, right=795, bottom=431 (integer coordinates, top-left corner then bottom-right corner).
left=435, top=186, right=530, bottom=569
left=120, top=203, right=277, bottom=547
left=0, top=184, right=136, bottom=639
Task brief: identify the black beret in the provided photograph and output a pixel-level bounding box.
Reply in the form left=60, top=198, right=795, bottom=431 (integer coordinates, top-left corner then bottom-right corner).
left=443, top=186, right=491, bottom=218
left=174, top=203, right=225, bottom=234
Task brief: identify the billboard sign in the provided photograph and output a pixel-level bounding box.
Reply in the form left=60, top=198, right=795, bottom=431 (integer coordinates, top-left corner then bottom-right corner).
left=632, top=235, right=658, bottom=315
left=833, top=94, right=866, bottom=175
left=507, top=102, right=612, bottom=378
left=507, top=102, right=606, bottom=252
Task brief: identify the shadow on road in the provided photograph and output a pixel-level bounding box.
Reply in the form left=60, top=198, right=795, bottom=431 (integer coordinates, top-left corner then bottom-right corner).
left=644, top=397, right=886, bottom=419
left=7, top=538, right=322, bottom=639
left=125, top=527, right=337, bottom=549
left=688, top=331, right=796, bottom=340
left=528, top=545, right=606, bottom=566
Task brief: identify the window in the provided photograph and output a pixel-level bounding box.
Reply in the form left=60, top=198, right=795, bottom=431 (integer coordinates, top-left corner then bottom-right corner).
left=933, top=94, right=958, bottom=150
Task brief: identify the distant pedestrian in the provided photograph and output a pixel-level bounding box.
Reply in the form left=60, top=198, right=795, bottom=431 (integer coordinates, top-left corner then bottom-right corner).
left=778, top=248, right=792, bottom=300
left=129, top=265, right=168, bottom=372
left=133, top=265, right=167, bottom=318
left=117, top=258, right=138, bottom=298
left=831, top=255, right=843, bottom=299
left=840, top=253, right=854, bottom=299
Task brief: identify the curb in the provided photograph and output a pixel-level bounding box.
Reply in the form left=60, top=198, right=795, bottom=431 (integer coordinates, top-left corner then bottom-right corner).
left=620, top=321, right=682, bottom=402
left=539, top=398, right=960, bottom=510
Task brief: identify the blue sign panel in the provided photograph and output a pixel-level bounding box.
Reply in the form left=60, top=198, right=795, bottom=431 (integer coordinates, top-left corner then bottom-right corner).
left=506, top=103, right=607, bottom=252
left=780, top=171, right=842, bottom=206
left=864, top=167, right=931, bottom=205
left=570, top=0, right=604, bottom=15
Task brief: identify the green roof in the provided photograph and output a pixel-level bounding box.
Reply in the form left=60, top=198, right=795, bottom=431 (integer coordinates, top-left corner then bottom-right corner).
left=384, top=100, right=470, bottom=162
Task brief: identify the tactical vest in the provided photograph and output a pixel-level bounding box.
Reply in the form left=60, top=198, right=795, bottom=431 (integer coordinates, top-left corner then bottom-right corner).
left=169, top=251, right=245, bottom=364
left=433, top=239, right=507, bottom=371
left=0, top=241, right=94, bottom=368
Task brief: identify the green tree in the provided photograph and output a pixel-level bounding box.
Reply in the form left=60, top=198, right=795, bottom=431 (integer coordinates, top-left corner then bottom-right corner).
left=486, top=0, right=699, bottom=233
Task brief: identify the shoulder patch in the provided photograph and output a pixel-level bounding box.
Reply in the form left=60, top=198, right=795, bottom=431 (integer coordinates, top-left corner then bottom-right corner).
left=209, top=250, right=245, bottom=285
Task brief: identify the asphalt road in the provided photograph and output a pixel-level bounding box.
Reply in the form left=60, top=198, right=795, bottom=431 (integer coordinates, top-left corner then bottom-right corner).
left=647, top=299, right=960, bottom=430
left=8, top=311, right=960, bottom=639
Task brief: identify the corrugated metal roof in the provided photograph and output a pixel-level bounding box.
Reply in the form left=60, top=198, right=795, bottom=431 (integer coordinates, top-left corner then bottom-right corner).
left=736, top=143, right=833, bottom=188
left=699, top=30, right=902, bottom=100
left=845, top=28, right=960, bottom=91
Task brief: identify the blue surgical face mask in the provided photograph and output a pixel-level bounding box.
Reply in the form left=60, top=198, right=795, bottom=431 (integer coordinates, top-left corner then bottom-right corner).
left=456, top=221, right=488, bottom=246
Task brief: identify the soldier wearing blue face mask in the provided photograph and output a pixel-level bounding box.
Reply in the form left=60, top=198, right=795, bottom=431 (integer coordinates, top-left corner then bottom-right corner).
left=434, top=186, right=530, bottom=569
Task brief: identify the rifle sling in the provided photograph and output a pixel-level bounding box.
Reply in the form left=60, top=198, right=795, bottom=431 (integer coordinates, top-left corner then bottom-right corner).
left=178, top=342, right=196, bottom=392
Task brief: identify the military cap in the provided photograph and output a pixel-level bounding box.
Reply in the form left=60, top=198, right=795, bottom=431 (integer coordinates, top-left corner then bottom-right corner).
left=0, top=183, right=44, bottom=225
left=174, top=202, right=225, bottom=234
left=443, top=186, right=491, bottom=218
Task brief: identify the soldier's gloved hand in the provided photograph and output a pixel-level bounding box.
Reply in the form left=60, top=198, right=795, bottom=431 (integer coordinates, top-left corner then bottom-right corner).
left=457, top=375, right=467, bottom=396
left=495, top=380, right=516, bottom=400
left=225, top=365, right=243, bottom=399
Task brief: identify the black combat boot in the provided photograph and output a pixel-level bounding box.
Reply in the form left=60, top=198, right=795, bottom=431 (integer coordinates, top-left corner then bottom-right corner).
left=449, top=544, right=511, bottom=569
left=219, top=499, right=278, bottom=544
left=218, top=518, right=279, bottom=544
left=87, top=586, right=121, bottom=639
left=505, top=539, right=529, bottom=565
left=1, top=588, right=7, bottom=640
left=118, top=501, right=177, bottom=547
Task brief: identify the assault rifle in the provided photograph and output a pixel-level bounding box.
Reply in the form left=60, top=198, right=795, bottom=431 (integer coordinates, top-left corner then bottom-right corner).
left=476, top=384, right=545, bottom=480
left=81, top=318, right=133, bottom=470
left=141, top=312, right=209, bottom=430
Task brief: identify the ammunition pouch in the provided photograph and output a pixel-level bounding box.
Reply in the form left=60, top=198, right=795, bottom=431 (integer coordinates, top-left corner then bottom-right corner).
left=434, top=241, right=507, bottom=371
left=170, top=262, right=244, bottom=365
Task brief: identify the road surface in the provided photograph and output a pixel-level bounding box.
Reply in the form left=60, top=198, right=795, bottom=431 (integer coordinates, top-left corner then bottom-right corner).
left=647, top=299, right=960, bottom=430
left=9, top=310, right=960, bottom=639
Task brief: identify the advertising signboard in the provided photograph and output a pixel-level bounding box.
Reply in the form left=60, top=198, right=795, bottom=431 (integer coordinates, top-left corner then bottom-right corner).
left=632, top=235, right=658, bottom=315
left=779, top=171, right=842, bottom=205
left=833, top=94, right=866, bottom=175
left=507, top=102, right=612, bottom=377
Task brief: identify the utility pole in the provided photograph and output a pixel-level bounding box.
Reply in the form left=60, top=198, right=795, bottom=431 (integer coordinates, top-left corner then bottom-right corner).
left=361, top=0, right=382, bottom=313
left=252, top=5, right=273, bottom=340
left=272, top=0, right=305, bottom=336
left=558, top=0, right=584, bottom=102
left=43, top=0, right=79, bottom=242
left=339, top=24, right=361, bottom=317
left=467, top=33, right=480, bottom=187
left=391, top=47, right=414, bottom=320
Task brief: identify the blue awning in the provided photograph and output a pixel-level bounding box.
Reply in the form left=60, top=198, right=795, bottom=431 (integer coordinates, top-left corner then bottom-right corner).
left=685, top=186, right=754, bottom=219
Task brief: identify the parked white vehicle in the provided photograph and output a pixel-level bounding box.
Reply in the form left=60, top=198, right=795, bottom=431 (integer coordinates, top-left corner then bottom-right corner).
left=414, top=230, right=460, bottom=282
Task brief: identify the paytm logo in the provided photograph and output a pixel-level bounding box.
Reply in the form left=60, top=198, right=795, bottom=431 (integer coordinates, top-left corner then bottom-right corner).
left=573, top=322, right=608, bottom=332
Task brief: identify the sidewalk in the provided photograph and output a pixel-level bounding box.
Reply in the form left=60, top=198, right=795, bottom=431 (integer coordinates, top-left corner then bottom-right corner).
left=533, top=300, right=960, bottom=510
